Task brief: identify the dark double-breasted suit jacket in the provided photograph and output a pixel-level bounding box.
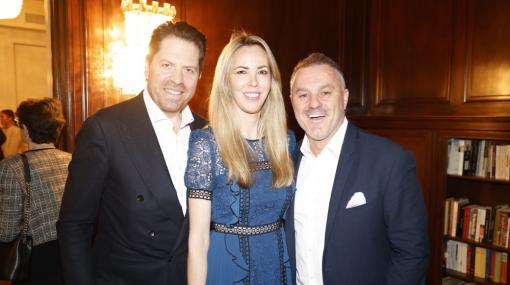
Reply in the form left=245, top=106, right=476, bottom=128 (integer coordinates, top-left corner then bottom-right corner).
left=286, top=122, right=429, bottom=285
left=57, top=94, right=206, bottom=285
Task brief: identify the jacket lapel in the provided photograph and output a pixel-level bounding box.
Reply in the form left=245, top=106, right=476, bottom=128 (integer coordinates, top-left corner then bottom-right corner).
left=324, top=123, right=359, bottom=244
left=118, top=94, right=183, bottom=221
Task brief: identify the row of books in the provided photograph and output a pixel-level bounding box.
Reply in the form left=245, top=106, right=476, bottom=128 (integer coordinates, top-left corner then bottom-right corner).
left=445, top=240, right=508, bottom=283
left=444, top=198, right=510, bottom=248
left=447, top=139, right=510, bottom=181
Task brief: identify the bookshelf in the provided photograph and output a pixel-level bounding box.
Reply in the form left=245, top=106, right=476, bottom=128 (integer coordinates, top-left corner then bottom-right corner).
left=442, top=133, right=510, bottom=285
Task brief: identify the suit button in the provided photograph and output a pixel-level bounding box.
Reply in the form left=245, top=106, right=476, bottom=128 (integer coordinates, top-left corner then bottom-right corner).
left=148, top=231, right=155, bottom=238
left=136, top=195, right=144, bottom=202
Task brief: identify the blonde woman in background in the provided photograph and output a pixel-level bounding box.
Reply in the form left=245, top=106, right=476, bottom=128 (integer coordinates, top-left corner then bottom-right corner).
left=186, top=33, right=295, bottom=284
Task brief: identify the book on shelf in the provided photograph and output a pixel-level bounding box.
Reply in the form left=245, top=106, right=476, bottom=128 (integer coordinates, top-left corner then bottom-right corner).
left=502, top=252, right=508, bottom=283
left=495, top=144, right=510, bottom=181
left=475, top=140, right=486, bottom=177
left=462, top=140, right=473, bottom=176
left=448, top=139, right=465, bottom=176
left=445, top=198, right=510, bottom=249
left=447, top=138, right=510, bottom=181
left=494, top=207, right=510, bottom=248
left=446, top=197, right=453, bottom=236
left=492, top=251, right=502, bottom=283
left=474, top=247, right=486, bottom=279
left=447, top=198, right=470, bottom=238
left=444, top=240, right=509, bottom=283
left=475, top=207, right=487, bottom=243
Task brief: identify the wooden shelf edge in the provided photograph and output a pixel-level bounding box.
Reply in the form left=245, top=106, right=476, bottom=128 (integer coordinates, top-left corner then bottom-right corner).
left=447, top=175, right=510, bottom=184
left=444, top=268, right=505, bottom=285
left=444, top=236, right=510, bottom=253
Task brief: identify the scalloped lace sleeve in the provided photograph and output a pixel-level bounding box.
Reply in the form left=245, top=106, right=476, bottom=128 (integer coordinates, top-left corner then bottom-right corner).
left=185, top=130, right=213, bottom=200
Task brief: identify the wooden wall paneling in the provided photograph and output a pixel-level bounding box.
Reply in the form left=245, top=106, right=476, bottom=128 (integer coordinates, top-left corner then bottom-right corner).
left=270, top=0, right=342, bottom=92
left=183, top=0, right=279, bottom=118
left=84, top=0, right=107, bottom=117
left=367, top=0, right=457, bottom=116
left=65, top=0, right=87, bottom=137
left=173, top=0, right=185, bottom=21
left=102, top=0, right=125, bottom=108
left=50, top=0, right=87, bottom=151
left=441, top=0, right=510, bottom=118
left=50, top=0, right=69, bottom=150
left=364, top=0, right=510, bottom=118
left=352, top=116, right=510, bottom=133
left=272, top=0, right=343, bottom=134
left=183, top=0, right=343, bottom=132
left=464, top=0, right=510, bottom=106
left=432, top=132, right=452, bottom=285
left=342, top=0, right=369, bottom=115
left=86, top=0, right=136, bottom=114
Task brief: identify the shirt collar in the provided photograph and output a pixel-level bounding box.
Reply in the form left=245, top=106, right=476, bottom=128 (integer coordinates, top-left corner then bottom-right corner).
left=300, top=118, right=348, bottom=158
left=143, top=89, right=194, bottom=129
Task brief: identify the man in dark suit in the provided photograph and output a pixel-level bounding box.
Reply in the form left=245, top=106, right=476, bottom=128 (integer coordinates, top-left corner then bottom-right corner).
left=287, top=53, right=429, bottom=285
left=57, top=21, right=207, bottom=285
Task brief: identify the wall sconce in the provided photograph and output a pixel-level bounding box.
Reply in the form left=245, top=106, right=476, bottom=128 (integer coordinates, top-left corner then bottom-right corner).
left=111, top=0, right=176, bottom=95
left=0, top=0, right=23, bottom=19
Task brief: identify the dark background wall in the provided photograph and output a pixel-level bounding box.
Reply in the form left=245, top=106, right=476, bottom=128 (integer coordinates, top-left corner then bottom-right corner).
left=50, top=1, right=510, bottom=284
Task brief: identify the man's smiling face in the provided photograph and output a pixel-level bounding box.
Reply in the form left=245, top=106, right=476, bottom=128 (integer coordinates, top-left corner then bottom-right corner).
left=290, top=64, right=349, bottom=153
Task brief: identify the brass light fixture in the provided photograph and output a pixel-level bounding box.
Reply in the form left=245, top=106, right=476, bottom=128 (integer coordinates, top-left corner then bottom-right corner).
left=111, top=0, right=176, bottom=95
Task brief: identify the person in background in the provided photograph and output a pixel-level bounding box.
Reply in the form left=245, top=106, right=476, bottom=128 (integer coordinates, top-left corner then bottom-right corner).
left=0, top=98, right=70, bottom=285
left=0, top=129, right=5, bottom=160
left=286, top=53, right=429, bottom=285
left=57, top=21, right=207, bottom=285
left=187, top=33, right=295, bottom=285
left=1, top=109, right=27, bottom=158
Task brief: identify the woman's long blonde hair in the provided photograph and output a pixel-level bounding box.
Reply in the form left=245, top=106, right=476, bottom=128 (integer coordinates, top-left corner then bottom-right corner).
left=208, top=33, right=293, bottom=188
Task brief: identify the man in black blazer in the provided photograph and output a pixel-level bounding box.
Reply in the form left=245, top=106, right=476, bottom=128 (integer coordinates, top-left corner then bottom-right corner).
left=57, top=21, right=207, bottom=285
left=287, top=53, right=429, bottom=285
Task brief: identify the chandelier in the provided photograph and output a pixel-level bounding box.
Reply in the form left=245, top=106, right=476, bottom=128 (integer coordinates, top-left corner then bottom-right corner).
left=0, top=0, right=23, bottom=19
left=111, top=0, right=176, bottom=95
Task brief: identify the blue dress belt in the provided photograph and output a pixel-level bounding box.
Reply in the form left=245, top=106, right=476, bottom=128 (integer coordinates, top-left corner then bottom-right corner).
left=211, top=220, right=283, bottom=235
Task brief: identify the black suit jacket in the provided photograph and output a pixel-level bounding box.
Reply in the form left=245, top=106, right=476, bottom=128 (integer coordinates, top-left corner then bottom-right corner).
left=57, top=94, right=206, bottom=285
left=286, top=122, right=429, bottom=285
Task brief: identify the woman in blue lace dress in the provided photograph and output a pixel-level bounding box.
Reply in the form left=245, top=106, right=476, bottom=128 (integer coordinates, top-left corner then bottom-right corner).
left=186, top=33, right=295, bottom=285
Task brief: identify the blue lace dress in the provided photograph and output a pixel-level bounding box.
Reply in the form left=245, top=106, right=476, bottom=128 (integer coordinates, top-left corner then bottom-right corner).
left=185, top=128, right=295, bottom=285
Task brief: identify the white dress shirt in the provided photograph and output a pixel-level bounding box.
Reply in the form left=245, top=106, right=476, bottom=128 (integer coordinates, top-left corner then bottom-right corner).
left=294, top=119, right=348, bottom=285
left=143, top=90, right=194, bottom=215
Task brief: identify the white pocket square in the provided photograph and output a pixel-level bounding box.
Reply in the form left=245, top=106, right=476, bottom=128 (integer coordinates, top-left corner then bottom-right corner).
left=346, top=192, right=366, bottom=209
